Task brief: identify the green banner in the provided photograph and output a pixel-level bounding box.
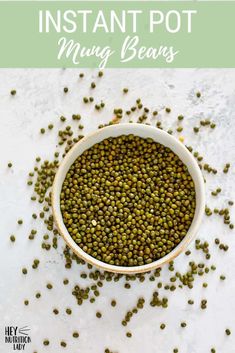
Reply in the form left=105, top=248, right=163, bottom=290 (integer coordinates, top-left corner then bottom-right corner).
left=0, top=1, right=234, bottom=68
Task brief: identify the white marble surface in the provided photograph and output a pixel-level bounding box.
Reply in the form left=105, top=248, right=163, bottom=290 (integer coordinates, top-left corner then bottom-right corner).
left=0, top=69, right=234, bottom=353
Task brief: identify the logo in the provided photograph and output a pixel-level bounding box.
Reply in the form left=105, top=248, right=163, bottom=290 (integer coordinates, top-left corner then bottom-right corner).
left=4, top=326, right=31, bottom=351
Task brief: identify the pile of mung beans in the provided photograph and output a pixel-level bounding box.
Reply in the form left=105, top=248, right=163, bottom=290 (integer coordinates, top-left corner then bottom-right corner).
left=7, top=70, right=233, bottom=353
left=61, top=135, right=196, bottom=266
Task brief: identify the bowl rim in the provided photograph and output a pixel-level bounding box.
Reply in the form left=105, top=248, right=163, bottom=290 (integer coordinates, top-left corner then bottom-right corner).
left=52, top=123, right=205, bottom=274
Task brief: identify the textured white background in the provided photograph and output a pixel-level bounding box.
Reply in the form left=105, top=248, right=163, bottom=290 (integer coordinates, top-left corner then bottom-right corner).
left=0, top=69, right=234, bottom=353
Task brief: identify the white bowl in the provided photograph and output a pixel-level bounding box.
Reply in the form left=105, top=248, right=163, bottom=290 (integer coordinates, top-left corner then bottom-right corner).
left=52, top=123, right=205, bottom=274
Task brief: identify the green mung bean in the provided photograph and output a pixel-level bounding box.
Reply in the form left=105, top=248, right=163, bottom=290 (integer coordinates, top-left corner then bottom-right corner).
left=111, top=300, right=117, bottom=307
left=66, top=308, right=72, bottom=315
left=22, top=268, right=27, bottom=275
left=60, top=341, right=67, bottom=347
left=96, top=311, right=102, bottom=318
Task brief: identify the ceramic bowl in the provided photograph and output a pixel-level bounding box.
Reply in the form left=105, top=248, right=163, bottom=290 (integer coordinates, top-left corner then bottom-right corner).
left=52, top=123, right=205, bottom=274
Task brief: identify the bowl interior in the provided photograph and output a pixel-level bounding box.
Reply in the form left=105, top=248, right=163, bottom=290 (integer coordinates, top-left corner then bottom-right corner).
left=52, top=124, right=205, bottom=274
